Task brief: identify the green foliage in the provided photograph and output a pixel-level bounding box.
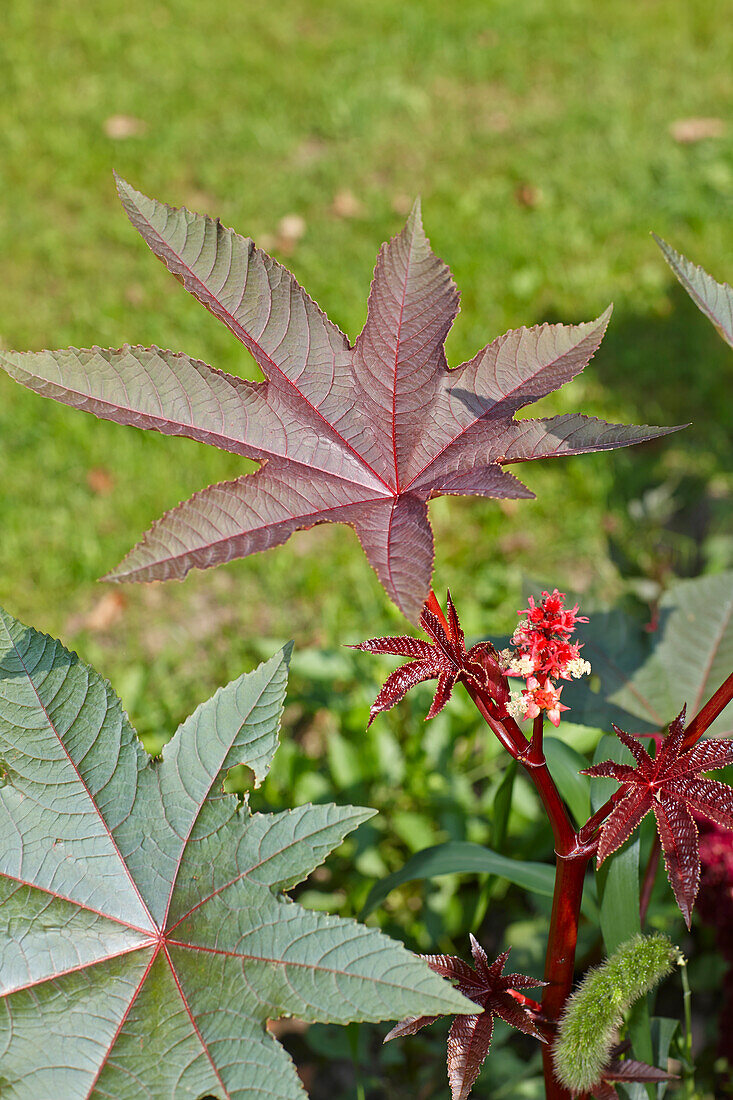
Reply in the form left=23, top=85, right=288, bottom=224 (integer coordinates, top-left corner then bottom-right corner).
left=2, top=0, right=732, bottom=698
left=360, top=841, right=555, bottom=919
left=553, top=934, right=677, bottom=1093
left=1, top=8, right=732, bottom=1093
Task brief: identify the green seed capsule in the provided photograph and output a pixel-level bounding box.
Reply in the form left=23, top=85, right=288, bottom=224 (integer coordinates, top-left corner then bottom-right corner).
left=552, top=933, right=677, bottom=1093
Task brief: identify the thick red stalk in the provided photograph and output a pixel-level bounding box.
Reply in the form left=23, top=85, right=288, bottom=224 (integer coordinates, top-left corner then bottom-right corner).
left=541, top=850, right=593, bottom=1100
left=682, top=669, right=733, bottom=750
left=640, top=834, right=661, bottom=926
left=529, top=713, right=545, bottom=765
left=427, top=587, right=587, bottom=1097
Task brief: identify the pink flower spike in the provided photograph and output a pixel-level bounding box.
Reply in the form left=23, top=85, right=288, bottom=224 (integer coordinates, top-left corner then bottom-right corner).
left=507, top=589, right=590, bottom=726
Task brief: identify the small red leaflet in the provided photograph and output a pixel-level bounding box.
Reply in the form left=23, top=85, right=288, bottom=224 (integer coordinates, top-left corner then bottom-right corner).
left=591, top=1054, right=677, bottom=1100
left=385, top=934, right=546, bottom=1100
left=584, top=709, right=733, bottom=926
left=354, top=590, right=508, bottom=723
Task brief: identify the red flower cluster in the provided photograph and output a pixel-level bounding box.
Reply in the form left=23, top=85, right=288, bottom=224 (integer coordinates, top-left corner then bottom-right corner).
left=502, top=589, right=590, bottom=727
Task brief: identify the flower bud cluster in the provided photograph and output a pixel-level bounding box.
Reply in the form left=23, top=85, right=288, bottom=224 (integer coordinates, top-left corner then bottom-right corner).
left=501, top=589, right=590, bottom=727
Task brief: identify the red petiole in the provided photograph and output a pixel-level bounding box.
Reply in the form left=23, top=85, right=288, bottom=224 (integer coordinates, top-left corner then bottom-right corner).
left=425, top=588, right=732, bottom=1099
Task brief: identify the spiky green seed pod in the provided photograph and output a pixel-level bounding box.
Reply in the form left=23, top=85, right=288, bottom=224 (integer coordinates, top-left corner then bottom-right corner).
left=553, top=933, right=677, bottom=1094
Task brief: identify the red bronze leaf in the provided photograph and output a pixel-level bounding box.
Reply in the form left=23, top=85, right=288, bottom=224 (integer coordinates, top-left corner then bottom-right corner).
left=385, top=934, right=546, bottom=1100
left=355, top=592, right=508, bottom=723
left=584, top=709, right=733, bottom=926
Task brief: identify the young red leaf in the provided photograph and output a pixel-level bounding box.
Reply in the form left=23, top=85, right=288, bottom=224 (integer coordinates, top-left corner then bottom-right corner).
left=588, top=1056, right=677, bottom=1100
left=583, top=710, right=733, bottom=926
left=385, top=935, right=546, bottom=1100
left=0, top=180, right=680, bottom=620
left=355, top=591, right=508, bottom=723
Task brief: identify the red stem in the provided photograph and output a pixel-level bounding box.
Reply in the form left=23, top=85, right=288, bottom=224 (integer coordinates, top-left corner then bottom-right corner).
left=640, top=834, right=661, bottom=927
left=467, top=684, right=526, bottom=758
left=541, top=850, right=594, bottom=1099
left=462, top=678, right=578, bottom=855
left=682, top=669, right=733, bottom=750
left=530, top=713, right=545, bottom=765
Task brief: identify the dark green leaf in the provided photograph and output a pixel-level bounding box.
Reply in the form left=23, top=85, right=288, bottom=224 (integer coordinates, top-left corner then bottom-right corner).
left=563, top=572, right=733, bottom=736
left=360, top=841, right=555, bottom=919
left=491, top=760, right=517, bottom=852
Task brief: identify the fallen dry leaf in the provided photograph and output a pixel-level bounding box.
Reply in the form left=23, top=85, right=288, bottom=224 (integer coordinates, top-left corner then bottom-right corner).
left=332, top=190, right=364, bottom=218
left=123, top=283, right=145, bottom=307
left=103, top=114, right=147, bottom=140
left=86, top=467, right=116, bottom=495
left=514, top=183, right=542, bottom=208
left=485, top=110, right=510, bottom=133
left=391, top=193, right=412, bottom=216
left=670, top=117, right=726, bottom=144
left=276, top=213, right=306, bottom=254
left=84, top=591, right=127, bottom=631
left=66, top=591, right=127, bottom=635
left=266, top=1018, right=310, bottom=1038
left=292, top=137, right=328, bottom=166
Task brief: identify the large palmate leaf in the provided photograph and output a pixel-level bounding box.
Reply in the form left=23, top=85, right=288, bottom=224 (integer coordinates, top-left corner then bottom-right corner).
left=561, top=571, right=733, bottom=737
left=0, top=180, right=677, bottom=620
left=654, top=235, right=733, bottom=348
left=0, top=608, right=473, bottom=1098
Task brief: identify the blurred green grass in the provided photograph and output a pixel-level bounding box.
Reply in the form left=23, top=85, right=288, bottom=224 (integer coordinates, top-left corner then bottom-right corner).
left=0, top=0, right=731, bottom=800
left=0, top=4, right=731, bottom=1092
left=2, top=1, right=731, bottom=669
left=0, top=0, right=731, bottom=812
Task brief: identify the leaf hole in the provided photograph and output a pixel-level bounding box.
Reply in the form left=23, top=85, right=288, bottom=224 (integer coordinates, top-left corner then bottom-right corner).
left=223, top=762, right=257, bottom=800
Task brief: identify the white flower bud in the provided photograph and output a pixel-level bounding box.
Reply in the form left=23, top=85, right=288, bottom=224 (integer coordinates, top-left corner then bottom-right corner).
left=566, top=657, right=591, bottom=679
left=505, top=692, right=528, bottom=720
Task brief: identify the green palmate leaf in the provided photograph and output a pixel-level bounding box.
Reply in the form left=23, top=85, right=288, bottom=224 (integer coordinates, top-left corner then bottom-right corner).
left=360, top=841, right=555, bottom=919
left=621, top=572, right=733, bottom=736
left=0, top=179, right=678, bottom=620
left=654, top=235, right=733, bottom=348
left=562, top=571, right=733, bottom=736
left=0, top=608, right=473, bottom=1098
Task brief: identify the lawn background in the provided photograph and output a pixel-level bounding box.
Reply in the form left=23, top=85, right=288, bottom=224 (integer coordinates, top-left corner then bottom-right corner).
left=0, top=3, right=731, bottom=1092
